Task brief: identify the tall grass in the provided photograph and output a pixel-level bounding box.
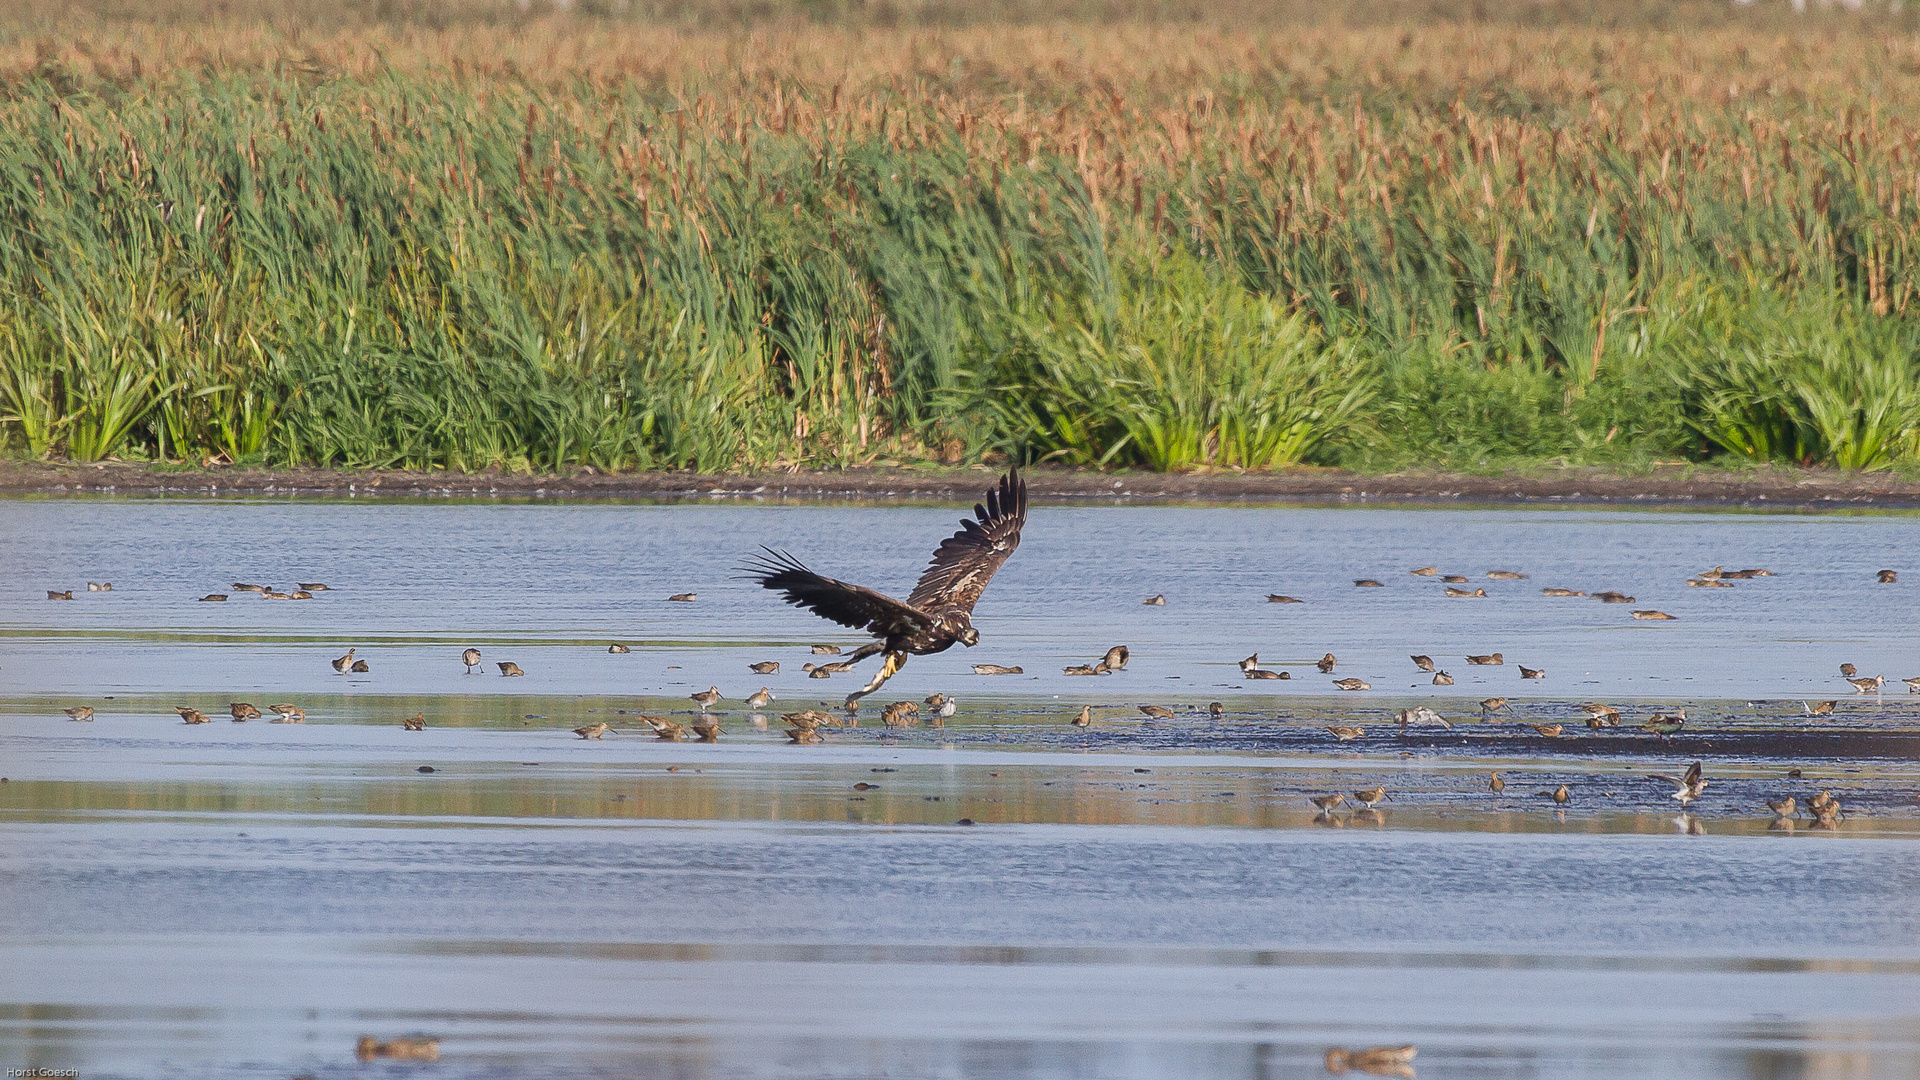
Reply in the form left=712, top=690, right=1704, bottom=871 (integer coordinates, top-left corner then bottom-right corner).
left=2, top=6, right=1920, bottom=472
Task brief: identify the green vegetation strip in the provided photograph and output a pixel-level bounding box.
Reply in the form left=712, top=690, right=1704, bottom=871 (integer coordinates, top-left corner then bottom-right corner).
left=2, top=6, right=1920, bottom=473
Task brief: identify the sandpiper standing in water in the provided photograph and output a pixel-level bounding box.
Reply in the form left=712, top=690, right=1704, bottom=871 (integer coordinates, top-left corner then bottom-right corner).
left=331, top=648, right=356, bottom=674
left=462, top=648, right=482, bottom=674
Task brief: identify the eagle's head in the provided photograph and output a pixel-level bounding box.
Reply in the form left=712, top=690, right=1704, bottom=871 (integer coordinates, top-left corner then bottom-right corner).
left=959, top=627, right=980, bottom=647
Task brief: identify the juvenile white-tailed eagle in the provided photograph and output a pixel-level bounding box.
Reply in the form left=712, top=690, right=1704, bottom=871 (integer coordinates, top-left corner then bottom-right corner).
left=741, top=468, right=1027, bottom=703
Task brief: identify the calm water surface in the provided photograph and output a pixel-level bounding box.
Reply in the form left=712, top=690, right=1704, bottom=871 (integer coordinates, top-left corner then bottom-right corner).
left=2, top=496, right=1918, bottom=1079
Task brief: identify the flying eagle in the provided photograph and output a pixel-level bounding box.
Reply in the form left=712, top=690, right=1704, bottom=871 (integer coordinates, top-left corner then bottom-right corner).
left=740, top=468, right=1028, bottom=704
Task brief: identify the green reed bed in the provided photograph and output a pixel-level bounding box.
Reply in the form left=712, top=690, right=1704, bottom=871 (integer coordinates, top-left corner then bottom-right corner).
left=1, top=13, right=1919, bottom=473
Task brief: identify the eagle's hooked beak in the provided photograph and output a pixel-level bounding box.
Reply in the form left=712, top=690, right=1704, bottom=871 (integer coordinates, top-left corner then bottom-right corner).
left=960, top=628, right=980, bottom=647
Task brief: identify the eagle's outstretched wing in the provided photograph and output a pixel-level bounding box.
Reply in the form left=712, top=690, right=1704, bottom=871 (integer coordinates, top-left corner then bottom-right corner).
left=739, top=549, right=932, bottom=638
left=907, top=467, right=1027, bottom=613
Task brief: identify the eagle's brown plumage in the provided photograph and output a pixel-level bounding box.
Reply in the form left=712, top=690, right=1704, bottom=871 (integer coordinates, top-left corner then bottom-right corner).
left=741, top=468, right=1027, bottom=701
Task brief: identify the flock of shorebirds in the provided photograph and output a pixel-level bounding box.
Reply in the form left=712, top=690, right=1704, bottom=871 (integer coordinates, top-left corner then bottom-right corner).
left=39, top=563, right=1911, bottom=824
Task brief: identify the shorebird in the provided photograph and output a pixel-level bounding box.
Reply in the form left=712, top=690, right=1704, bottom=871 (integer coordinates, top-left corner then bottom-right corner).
left=268, top=704, right=305, bottom=723
left=229, top=703, right=260, bottom=722
left=350, top=659, right=370, bottom=673
left=881, top=701, right=920, bottom=728
left=297, top=583, right=330, bottom=592
left=749, top=661, right=779, bottom=674
left=1529, top=724, right=1565, bottom=737
left=175, top=707, right=212, bottom=724
left=290, top=591, right=314, bottom=600
left=1649, top=761, right=1706, bottom=807
left=691, top=717, right=722, bottom=741
left=1488, top=772, right=1504, bottom=793
left=1804, top=700, right=1836, bottom=716
left=811, top=644, right=842, bottom=655
left=47, top=590, right=72, bottom=600
left=331, top=648, right=356, bottom=673
left=1540, top=587, right=1586, bottom=597
left=198, top=594, right=228, bottom=601
left=462, top=648, right=481, bottom=674
left=1643, top=710, right=1687, bottom=739
left=690, top=687, right=721, bottom=711
left=642, top=716, right=685, bottom=740
left=402, top=713, right=425, bottom=730
left=1444, top=586, right=1489, bottom=597
left=1325, top=725, right=1364, bottom=741
left=1846, top=675, right=1885, bottom=693
left=1143, top=594, right=1166, bottom=605
left=497, top=661, right=524, bottom=677
left=1310, top=793, right=1347, bottom=813
left=746, top=687, right=775, bottom=709
left=1409, top=567, right=1439, bottom=576
left=782, top=709, right=837, bottom=728
left=1551, top=784, right=1571, bottom=804
left=1138, top=705, right=1175, bottom=719
left=1244, top=668, right=1288, bottom=680
left=1348, top=786, right=1388, bottom=810
left=1071, top=705, right=1092, bottom=727
left=1687, top=578, right=1734, bottom=588
left=1442, top=575, right=1468, bottom=583
left=1592, top=591, right=1635, bottom=603
left=1577, top=703, right=1622, bottom=726
left=1766, top=796, right=1797, bottom=818
left=357, top=1036, right=439, bottom=1062
left=232, top=583, right=266, bottom=593
left=1486, top=570, right=1527, bottom=580
left=1317, top=653, right=1337, bottom=673
left=1905, top=677, right=1920, bottom=693
left=1810, top=801, right=1842, bottom=828
left=807, top=665, right=833, bottom=679
left=63, top=706, right=94, bottom=721
left=1354, top=579, right=1385, bottom=588
left=1519, top=666, right=1545, bottom=679
left=1630, top=610, right=1676, bottom=620
left=1432, top=671, right=1454, bottom=685
left=1466, top=653, right=1503, bottom=665
left=1840, top=663, right=1857, bottom=678
left=1208, top=701, right=1224, bottom=716
left=1878, top=570, right=1898, bottom=583
left=1808, top=790, right=1836, bottom=813
left=1480, top=697, right=1509, bottom=712
left=608, top=643, right=632, bottom=654
left=88, top=582, right=112, bottom=591
left=1410, top=655, right=1435, bottom=672
left=1265, top=594, right=1303, bottom=603
left=1239, top=653, right=1260, bottom=672
left=1064, top=664, right=1100, bottom=676
left=1102, top=645, right=1130, bottom=671
left=668, top=593, right=697, bottom=602
left=973, top=664, right=1022, bottom=675
left=1332, top=678, right=1370, bottom=691
left=262, top=590, right=292, bottom=600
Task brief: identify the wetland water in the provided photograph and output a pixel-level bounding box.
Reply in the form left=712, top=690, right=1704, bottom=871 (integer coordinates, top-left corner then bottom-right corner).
left=3, top=496, right=1919, bottom=1079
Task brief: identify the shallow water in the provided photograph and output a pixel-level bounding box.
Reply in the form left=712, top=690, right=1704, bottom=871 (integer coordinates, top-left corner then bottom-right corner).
left=3, top=496, right=1919, bottom=1079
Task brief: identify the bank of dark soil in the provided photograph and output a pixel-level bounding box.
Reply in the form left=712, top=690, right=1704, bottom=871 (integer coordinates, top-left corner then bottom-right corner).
left=4, top=460, right=1919, bottom=507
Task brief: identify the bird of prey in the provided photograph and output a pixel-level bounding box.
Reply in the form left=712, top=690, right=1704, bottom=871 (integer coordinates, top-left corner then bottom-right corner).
left=741, top=468, right=1027, bottom=704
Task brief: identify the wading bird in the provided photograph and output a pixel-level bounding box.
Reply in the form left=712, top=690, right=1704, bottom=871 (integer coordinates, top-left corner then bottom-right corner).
left=497, top=661, right=524, bottom=677
left=1431, top=671, right=1454, bottom=685
left=1649, top=761, right=1707, bottom=807
left=749, top=661, right=779, bottom=674
left=608, top=643, right=631, bottom=654
left=64, top=706, right=94, bottom=722
left=1102, top=645, right=1130, bottom=671
left=331, top=649, right=356, bottom=674
left=229, top=703, right=260, bottom=722
left=746, top=688, right=774, bottom=709
left=741, top=469, right=1027, bottom=705
left=1410, top=655, right=1434, bottom=672
left=462, top=648, right=482, bottom=674
left=268, top=704, right=305, bottom=723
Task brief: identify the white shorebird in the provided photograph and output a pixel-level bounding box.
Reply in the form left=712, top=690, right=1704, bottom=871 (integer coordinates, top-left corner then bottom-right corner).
left=1648, top=761, right=1707, bottom=808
